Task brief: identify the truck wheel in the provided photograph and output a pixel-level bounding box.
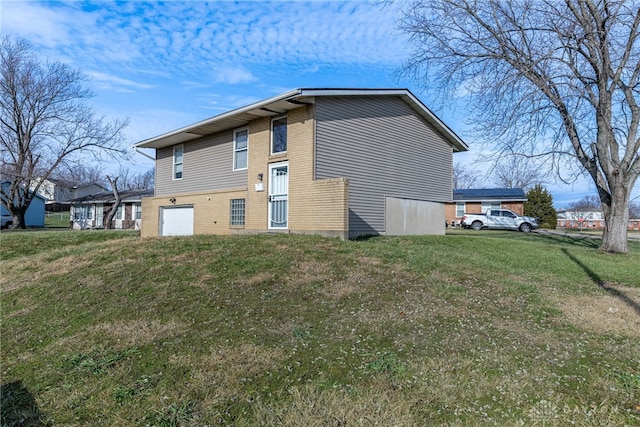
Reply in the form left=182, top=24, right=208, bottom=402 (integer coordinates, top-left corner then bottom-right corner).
left=471, top=221, right=483, bottom=231
left=519, top=223, right=532, bottom=233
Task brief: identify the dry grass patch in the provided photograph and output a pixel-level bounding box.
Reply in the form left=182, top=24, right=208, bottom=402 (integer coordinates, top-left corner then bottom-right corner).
left=555, top=283, right=640, bottom=338
left=174, top=343, right=287, bottom=404
left=240, top=385, right=417, bottom=426
left=190, top=273, right=217, bottom=289
left=0, top=255, right=92, bottom=292
left=245, top=271, right=276, bottom=286
left=319, top=278, right=360, bottom=300
left=90, top=319, right=188, bottom=346
left=3, top=305, right=37, bottom=319
left=357, top=256, right=383, bottom=266
left=76, top=273, right=105, bottom=288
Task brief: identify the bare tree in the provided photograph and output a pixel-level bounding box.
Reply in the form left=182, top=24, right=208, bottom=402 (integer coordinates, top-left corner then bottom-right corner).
left=453, top=163, right=480, bottom=189
left=0, top=36, right=127, bottom=228
left=50, top=164, right=107, bottom=188
left=491, top=156, right=542, bottom=190
left=103, top=175, right=121, bottom=230
left=567, top=194, right=602, bottom=211
left=400, top=0, right=639, bottom=253
left=137, top=167, right=155, bottom=190
left=115, top=166, right=155, bottom=190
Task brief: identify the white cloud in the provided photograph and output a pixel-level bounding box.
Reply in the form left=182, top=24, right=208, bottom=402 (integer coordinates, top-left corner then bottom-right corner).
left=213, top=66, right=257, bottom=85
left=87, top=71, right=156, bottom=92
left=4, top=1, right=408, bottom=85
left=1, top=1, right=80, bottom=46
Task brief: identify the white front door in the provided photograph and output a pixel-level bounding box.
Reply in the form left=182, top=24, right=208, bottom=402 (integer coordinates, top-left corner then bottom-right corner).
left=268, top=162, right=288, bottom=229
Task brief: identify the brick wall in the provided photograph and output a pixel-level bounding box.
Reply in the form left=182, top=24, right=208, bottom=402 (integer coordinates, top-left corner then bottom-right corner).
left=141, top=188, right=247, bottom=237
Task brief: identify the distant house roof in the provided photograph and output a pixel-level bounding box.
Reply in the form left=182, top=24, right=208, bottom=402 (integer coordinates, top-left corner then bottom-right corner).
left=1, top=180, right=47, bottom=201
left=453, top=188, right=527, bottom=202
left=68, top=189, right=153, bottom=204
left=134, top=88, right=469, bottom=153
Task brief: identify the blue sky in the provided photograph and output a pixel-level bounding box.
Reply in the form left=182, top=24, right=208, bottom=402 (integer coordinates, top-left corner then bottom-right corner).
left=2, top=1, right=636, bottom=208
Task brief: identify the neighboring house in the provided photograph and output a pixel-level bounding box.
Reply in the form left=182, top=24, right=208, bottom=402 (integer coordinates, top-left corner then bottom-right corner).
left=69, top=189, right=153, bottom=230
left=557, top=209, right=640, bottom=231
left=0, top=181, right=46, bottom=227
left=135, top=88, right=469, bottom=239
left=557, top=209, right=605, bottom=229
left=446, top=188, right=527, bottom=227
left=32, top=178, right=106, bottom=210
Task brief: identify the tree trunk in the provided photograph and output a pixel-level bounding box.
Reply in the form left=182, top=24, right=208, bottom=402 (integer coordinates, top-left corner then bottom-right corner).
left=9, top=206, right=28, bottom=229
left=104, top=176, right=121, bottom=230
left=600, top=187, right=630, bottom=254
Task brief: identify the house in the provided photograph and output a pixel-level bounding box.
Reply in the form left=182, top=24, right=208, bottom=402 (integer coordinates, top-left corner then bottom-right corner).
left=135, top=88, right=469, bottom=239
left=32, top=178, right=106, bottom=211
left=0, top=181, right=46, bottom=227
left=68, top=189, right=153, bottom=230
left=557, top=209, right=640, bottom=231
left=557, top=209, right=605, bottom=229
left=446, top=188, right=527, bottom=227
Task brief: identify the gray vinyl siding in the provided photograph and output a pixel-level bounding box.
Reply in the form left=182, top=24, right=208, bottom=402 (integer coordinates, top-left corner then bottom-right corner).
left=155, top=130, right=247, bottom=196
left=315, top=96, right=453, bottom=236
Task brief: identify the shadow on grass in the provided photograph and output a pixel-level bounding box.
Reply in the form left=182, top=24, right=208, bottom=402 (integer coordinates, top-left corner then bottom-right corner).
left=534, top=231, right=602, bottom=249
left=1, top=381, right=49, bottom=427
left=561, top=248, right=640, bottom=316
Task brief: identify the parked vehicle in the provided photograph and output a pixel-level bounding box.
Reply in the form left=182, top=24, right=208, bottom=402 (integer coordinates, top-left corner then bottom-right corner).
left=1, top=213, right=13, bottom=229
left=461, top=209, right=538, bottom=233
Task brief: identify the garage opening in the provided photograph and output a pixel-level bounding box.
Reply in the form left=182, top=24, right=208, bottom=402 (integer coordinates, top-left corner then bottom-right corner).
left=160, top=206, right=194, bottom=236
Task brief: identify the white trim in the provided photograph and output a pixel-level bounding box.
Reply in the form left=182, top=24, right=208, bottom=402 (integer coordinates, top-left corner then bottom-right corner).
left=232, top=127, right=248, bottom=171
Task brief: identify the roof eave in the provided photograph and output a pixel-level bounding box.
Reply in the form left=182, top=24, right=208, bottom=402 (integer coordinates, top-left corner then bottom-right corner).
left=135, top=89, right=303, bottom=149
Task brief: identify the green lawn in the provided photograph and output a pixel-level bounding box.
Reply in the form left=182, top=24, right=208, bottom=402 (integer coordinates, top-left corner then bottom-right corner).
left=1, top=230, right=639, bottom=426
left=44, top=211, right=70, bottom=228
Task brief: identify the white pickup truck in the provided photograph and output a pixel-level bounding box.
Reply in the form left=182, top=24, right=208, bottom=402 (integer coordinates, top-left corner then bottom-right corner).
left=1, top=213, right=13, bottom=229
left=461, top=209, right=538, bottom=233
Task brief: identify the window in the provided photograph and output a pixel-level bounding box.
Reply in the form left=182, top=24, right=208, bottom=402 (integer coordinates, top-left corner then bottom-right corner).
left=456, top=202, right=465, bottom=217
left=116, top=205, right=124, bottom=220
left=134, top=203, right=142, bottom=220
left=233, top=129, right=248, bottom=170
left=271, top=116, right=287, bottom=154
left=76, top=205, right=92, bottom=220
left=173, top=145, right=184, bottom=179
left=481, top=202, right=500, bottom=212
left=230, top=199, right=245, bottom=226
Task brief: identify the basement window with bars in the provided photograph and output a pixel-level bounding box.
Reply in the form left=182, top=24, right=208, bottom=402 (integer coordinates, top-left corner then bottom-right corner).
left=230, top=198, right=245, bottom=226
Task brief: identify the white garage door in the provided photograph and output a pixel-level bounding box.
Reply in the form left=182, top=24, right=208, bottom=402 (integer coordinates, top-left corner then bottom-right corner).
left=161, top=206, right=194, bottom=236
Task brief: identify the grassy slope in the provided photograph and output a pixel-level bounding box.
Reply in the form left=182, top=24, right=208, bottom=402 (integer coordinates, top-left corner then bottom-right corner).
left=1, top=230, right=639, bottom=426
